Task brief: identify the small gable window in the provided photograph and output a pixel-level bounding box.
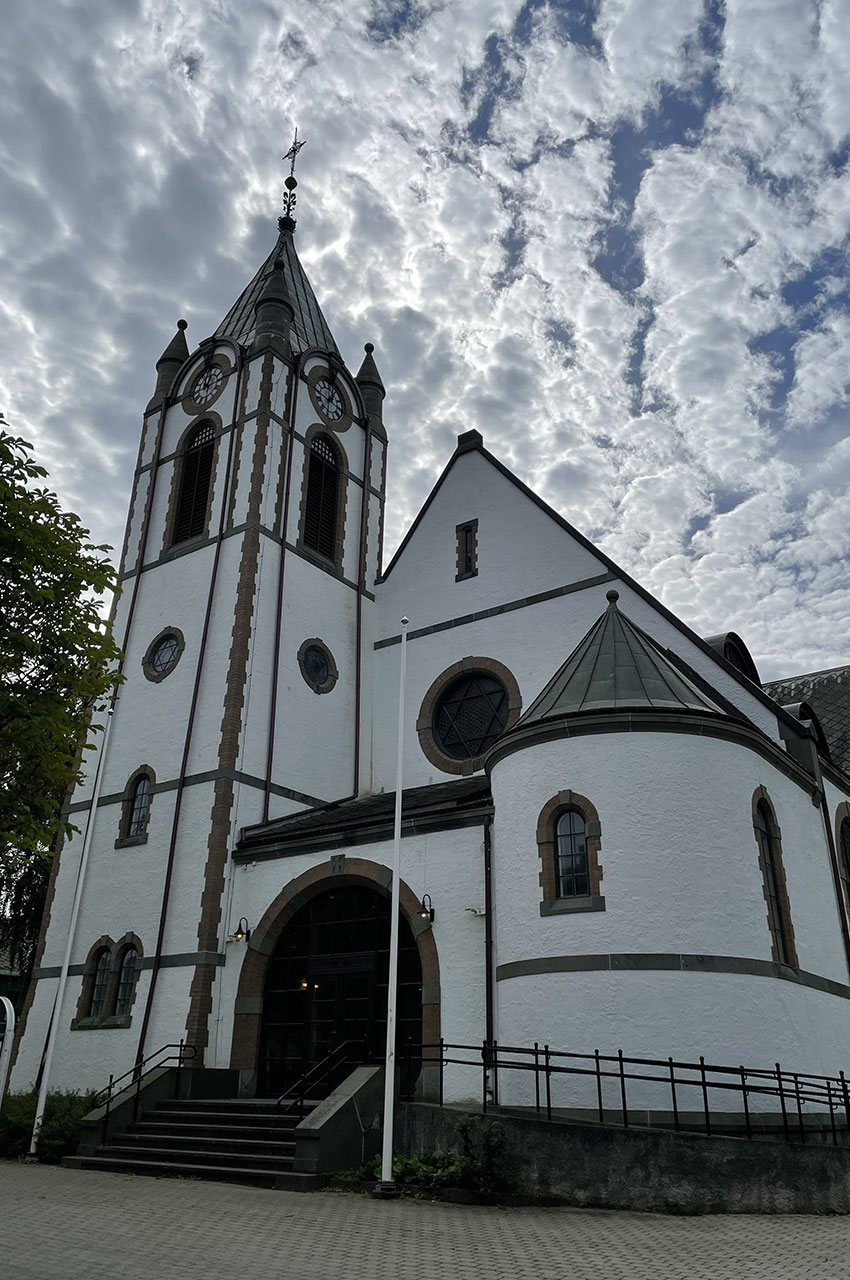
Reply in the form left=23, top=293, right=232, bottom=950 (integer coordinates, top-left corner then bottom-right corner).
left=456, top=519, right=478, bottom=581
left=173, top=421, right=215, bottom=544
left=303, top=434, right=340, bottom=561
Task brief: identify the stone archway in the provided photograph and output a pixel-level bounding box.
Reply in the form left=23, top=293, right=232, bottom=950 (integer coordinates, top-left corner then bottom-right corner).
left=229, top=858, right=440, bottom=1094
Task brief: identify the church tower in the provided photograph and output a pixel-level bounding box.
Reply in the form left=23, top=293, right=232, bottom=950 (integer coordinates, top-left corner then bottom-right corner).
left=12, top=156, right=388, bottom=1087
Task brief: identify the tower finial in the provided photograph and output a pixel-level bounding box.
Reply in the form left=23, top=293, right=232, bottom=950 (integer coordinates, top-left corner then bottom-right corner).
left=280, top=127, right=306, bottom=227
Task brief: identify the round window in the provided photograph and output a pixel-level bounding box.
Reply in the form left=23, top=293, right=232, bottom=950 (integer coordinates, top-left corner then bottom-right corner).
left=297, top=638, right=338, bottom=694
left=432, top=672, right=509, bottom=760
left=142, top=628, right=185, bottom=683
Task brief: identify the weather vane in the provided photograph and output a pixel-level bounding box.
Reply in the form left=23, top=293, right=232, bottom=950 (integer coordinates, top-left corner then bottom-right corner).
left=282, top=128, right=306, bottom=221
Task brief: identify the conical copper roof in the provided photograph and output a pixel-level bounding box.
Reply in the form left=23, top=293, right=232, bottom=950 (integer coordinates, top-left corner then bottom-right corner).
left=517, top=590, right=726, bottom=725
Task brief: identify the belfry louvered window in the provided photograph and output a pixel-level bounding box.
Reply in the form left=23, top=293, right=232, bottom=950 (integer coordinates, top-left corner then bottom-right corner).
left=173, top=421, right=215, bottom=544
left=304, top=434, right=340, bottom=561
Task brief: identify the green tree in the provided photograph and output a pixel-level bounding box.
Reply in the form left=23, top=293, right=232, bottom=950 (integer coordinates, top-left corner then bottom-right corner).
left=0, top=423, right=123, bottom=996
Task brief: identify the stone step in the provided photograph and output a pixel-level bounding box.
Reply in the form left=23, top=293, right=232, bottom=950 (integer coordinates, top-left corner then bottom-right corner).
left=130, top=1120, right=297, bottom=1146
left=62, top=1154, right=322, bottom=1191
left=123, top=1130, right=296, bottom=1158
left=156, top=1097, right=324, bottom=1116
left=94, top=1143, right=296, bottom=1172
left=148, top=1106, right=302, bottom=1131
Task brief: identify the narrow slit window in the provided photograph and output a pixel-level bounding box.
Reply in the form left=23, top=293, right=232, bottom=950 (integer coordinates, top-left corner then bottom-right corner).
left=173, top=421, right=215, bottom=544
left=455, top=520, right=478, bottom=581
left=840, top=819, right=850, bottom=905
left=754, top=800, right=795, bottom=966
left=303, top=434, right=340, bottom=561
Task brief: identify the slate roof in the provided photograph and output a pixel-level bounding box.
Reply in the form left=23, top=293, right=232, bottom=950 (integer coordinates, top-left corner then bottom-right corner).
left=763, top=665, right=850, bottom=774
left=516, top=590, right=727, bottom=727
left=216, top=224, right=339, bottom=356
left=236, top=777, right=491, bottom=859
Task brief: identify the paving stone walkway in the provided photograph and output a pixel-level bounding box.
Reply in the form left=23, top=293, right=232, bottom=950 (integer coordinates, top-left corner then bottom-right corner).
left=3, top=1162, right=850, bottom=1279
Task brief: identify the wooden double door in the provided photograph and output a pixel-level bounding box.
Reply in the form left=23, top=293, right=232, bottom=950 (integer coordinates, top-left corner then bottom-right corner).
left=257, top=885, right=423, bottom=1095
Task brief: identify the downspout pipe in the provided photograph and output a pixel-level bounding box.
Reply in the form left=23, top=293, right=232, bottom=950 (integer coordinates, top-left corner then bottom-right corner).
left=28, top=708, right=114, bottom=1155
left=26, top=355, right=176, bottom=1139
left=483, top=815, right=494, bottom=1046
left=135, top=347, right=244, bottom=1066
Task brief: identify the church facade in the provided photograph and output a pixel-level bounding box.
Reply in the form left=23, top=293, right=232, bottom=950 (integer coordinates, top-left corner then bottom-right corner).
left=11, top=203, right=850, bottom=1110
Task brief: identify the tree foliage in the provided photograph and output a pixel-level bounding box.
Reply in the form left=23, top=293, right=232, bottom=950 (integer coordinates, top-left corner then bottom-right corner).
left=0, top=425, right=123, bottom=981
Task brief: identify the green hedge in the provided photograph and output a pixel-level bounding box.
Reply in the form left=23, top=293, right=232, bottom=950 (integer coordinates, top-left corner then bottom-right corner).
left=0, top=1090, right=95, bottom=1163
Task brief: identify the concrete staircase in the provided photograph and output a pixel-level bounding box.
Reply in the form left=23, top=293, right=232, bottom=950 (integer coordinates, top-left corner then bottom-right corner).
left=63, top=1096, right=325, bottom=1189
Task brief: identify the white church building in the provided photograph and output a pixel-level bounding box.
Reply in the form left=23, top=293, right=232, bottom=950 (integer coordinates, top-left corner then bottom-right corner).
left=11, top=195, right=850, bottom=1110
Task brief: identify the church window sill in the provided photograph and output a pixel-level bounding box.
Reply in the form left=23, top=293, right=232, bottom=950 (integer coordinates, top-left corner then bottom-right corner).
left=114, top=834, right=148, bottom=849
left=70, top=1014, right=133, bottom=1031
left=540, top=895, right=606, bottom=917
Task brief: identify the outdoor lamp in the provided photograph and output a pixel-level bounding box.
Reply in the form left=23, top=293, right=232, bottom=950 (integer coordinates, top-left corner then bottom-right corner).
left=420, top=894, right=435, bottom=923
left=231, top=917, right=251, bottom=942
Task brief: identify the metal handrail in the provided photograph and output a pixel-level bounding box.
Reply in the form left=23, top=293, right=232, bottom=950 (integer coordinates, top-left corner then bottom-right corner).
left=95, top=1040, right=196, bottom=1140
left=418, top=1040, right=850, bottom=1146
left=277, top=1041, right=356, bottom=1118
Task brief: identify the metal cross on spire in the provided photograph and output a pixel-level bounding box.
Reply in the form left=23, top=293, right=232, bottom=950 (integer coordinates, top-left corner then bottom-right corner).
left=281, top=127, right=306, bottom=221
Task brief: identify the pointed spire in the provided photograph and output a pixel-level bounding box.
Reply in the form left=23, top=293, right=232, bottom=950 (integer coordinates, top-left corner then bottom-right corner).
left=251, top=256, right=295, bottom=356
left=146, top=319, right=189, bottom=414
left=515, top=589, right=726, bottom=726
left=356, top=342, right=387, bottom=438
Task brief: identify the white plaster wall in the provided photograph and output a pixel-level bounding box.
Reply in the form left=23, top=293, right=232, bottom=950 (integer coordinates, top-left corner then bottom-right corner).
left=496, top=970, right=850, bottom=1111
left=490, top=731, right=845, bottom=976
left=207, top=826, right=487, bottom=1084
left=487, top=728, right=850, bottom=1098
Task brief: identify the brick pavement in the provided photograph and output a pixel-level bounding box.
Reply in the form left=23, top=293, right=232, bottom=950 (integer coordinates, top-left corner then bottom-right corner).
left=3, top=1162, right=850, bottom=1280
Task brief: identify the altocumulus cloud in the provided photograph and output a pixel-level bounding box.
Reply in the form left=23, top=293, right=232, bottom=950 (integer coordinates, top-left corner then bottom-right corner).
left=1, top=0, right=849, bottom=678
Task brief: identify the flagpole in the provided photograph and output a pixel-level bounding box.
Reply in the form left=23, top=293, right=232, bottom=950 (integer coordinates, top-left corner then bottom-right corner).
left=378, top=615, right=408, bottom=1191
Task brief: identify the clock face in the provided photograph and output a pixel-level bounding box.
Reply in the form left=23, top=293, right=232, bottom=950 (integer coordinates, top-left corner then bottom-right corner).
left=192, top=365, right=225, bottom=405
left=314, top=377, right=344, bottom=421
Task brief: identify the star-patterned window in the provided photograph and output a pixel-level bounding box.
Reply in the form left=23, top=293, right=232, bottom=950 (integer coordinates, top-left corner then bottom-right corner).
left=432, top=673, right=509, bottom=760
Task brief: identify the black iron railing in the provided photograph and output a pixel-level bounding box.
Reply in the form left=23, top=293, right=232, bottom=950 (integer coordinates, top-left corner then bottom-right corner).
left=406, top=1040, right=850, bottom=1146
left=94, top=1040, right=195, bottom=1140
left=277, top=1040, right=358, bottom=1118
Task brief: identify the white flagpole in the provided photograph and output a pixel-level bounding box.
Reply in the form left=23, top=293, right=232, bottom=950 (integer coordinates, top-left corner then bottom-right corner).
left=379, top=615, right=408, bottom=1188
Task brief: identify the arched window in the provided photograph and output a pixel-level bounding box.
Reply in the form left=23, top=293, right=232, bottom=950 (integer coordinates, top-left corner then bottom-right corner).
left=88, top=950, right=111, bottom=1018
left=173, top=421, right=215, bottom=544
left=114, top=947, right=138, bottom=1016
left=753, top=792, right=796, bottom=966
left=303, top=434, right=340, bottom=561
left=840, top=818, right=850, bottom=907
left=536, top=790, right=605, bottom=914
left=128, top=776, right=152, bottom=837
left=555, top=810, right=589, bottom=898
left=117, top=768, right=155, bottom=846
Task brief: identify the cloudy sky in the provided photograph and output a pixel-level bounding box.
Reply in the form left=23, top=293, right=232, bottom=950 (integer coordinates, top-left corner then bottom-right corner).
left=2, top=0, right=849, bottom=680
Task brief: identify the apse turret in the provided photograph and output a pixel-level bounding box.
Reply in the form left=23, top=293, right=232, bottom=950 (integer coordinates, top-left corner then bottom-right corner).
left=146, top=319, right=189, bottom=414
left=251, top=256, right=295, bottom=357
left=356, top=342, right=387, bottom=440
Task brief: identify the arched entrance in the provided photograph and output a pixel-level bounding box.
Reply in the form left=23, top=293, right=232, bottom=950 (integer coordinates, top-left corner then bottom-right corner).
left=256, top=884, right=423, bottom=1095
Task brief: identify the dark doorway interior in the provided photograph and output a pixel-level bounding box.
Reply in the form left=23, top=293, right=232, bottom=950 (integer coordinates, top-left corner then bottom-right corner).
left=257, top=885, right=423, bottom=1096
